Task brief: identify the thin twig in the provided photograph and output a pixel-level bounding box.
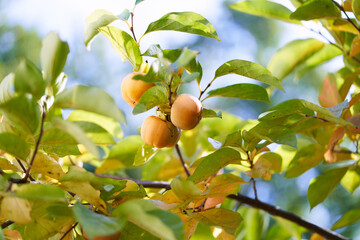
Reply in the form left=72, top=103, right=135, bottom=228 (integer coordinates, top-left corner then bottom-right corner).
left=59, top=222, right=78, bottom=240
left=23, top=104, right=46, bottom=182
left=227, top=194, right=350, bottom=240
left=310, top=28, right=360, bottom=64
left=1, top=220, right=14, bottom=229
left=94, top=174, right=172, bottom=190
left=168, top=74, right=175, bottom=107
left=304, top=114, right=329, bottom=122
left=198, top=78, right=215, bottom=101
left=175, top=144, right=191, bottom=177
left=250, top=178, right=258, bottom=200
left=15, top=158, right=35, bottom=181
left=130, top=12, right=137, bottom=42
left=330, top=0, right=360, bottom=33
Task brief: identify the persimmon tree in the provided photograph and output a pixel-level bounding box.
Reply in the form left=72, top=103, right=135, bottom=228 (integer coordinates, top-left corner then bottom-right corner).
left=0, top=0, right=360, bottom=239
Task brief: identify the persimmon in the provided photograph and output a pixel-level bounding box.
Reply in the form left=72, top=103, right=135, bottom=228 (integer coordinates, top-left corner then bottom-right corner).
left=141, top=116, right=181, bottom=148
left=121, top=72, right=155, bottom=107
left=171, top=94, right=203, bottom=130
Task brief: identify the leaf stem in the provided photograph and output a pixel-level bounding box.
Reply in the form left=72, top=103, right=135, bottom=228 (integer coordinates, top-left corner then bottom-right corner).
left=198, top=78, right=215, bottom=100
left=23, top=102, right=47, bottom=182
left=175, top=144, right=191, bottom=177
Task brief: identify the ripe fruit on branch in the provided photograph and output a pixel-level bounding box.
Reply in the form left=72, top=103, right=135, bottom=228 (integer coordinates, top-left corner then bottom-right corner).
left=141, top=116, right=181, bottom=148
left=121, top=72, right=155, bottom=107
left=171, top=94, right=203, bottom=130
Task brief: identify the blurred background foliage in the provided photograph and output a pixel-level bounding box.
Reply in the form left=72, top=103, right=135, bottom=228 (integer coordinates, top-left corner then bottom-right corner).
left=0, top=0, right=359, bottom=239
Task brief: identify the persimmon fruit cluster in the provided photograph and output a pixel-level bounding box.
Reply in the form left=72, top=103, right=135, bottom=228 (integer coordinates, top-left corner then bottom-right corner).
left=121, top=72, right=203, bottom=148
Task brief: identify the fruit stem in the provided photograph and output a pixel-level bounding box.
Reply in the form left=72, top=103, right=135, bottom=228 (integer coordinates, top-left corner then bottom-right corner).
left=175, top=144, right=191, bottom=177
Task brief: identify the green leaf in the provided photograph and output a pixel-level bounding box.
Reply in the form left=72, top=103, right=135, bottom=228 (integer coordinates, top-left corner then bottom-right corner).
left=120, top=222, right=159, bottom=240
left=268, top=39, right=325, bottom=80
left=3, top=184, right=66, bottom=202
left=98, top=26, right=142, bottom=68
left=68, top=110, right=123, bottom=138
left=341, top=169, right=360, bottom=194
left=206, top=83, right=270, bottom=103
left=173, top=48, right=199, bottom=69
left=119, top=9, right=131, bottom=21
left=14, top=58, right=45, bottom=99
left=135, top=0, right=145, bottom=5
left=214, top=59, right=284, bottom=91
left=143, top=47, right=203, bottom=83
left=133, top=85, right=167, bottom=115
left=332, top=208, right=360, bottom=230
left=61, top=167, right=126, bottom=190
left=285, top=144, right=324, bottom=178
left=297, top=44, right=343, bottom=76
left=202, top=108, right=222, bottom=118
left=144, top=12, right=220, bottom=41
left=190, top=208, right=242, bottom=234
left=182, top=72, right=200, bottom=83
left=170, top=178, right=203, bottom=201
left=134, top=144, right=159, bottom=166
left=0, top=228, right=4, bottom=240
left=307, top=167, right=348, bottom=209
left=53, top=85, right=125, bottom=122
left=72, top=121, right=115, bottom=145
left=84, top=9, right=119, bottom=47
left=290, top=0, right=341, bottom=20
left=189, top=147, right=242, bottom=184
left=97, top=136, right=144, bottom=172
left=51, top=117, right=99, bottom=158
left=41, top=32, right=69, bottom=88
left=230, top=0, right=301, bottom=24
left=259, top=152, right=282, bottom=173
left=0, top=73, right=15, bottom=104
left=31, top=152, right=65, bottom=180
left=0, top=94, right=41, bottom=137
left=354, top=0, right=360, bottom=21
left=0, top=132, right=30, bottom=160
left=114, top=199, right=184, bottom=240
left=40, top=125, right=80, bottom=157
left=73, top=203, right=125, bottom=238
left=48, top=72, right=67, bottom=96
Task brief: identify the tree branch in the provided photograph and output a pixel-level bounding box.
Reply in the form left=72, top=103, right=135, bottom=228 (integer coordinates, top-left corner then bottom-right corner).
left=330, top=0, right=360, bottom=33
left=23, top=103, right=46, bottom=182
left=227, top=194, right=350, bottom=240
left=175, top=144, right=191, bottom=177
left=1, top=220, right=14, bottom=229
left=123, top=179, right=350, bottom=240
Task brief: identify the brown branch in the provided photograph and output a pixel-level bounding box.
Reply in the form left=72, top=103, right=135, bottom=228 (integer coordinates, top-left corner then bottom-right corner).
left=330, top=0, right=360, bottom=33
left=250, top=178, right=258, bottom=200
left=23, top=104, right=46, bottom=182
left=94, top=174, right=171, bottom=190
left=59, top=222, right=78, bottom=240
left=175, top=144, right=191, bottom=177
left=227, top=194, right=350, bottom=240
left=130, top=12, right=137, bottom=42
left=124, top=180, right=350, bottom=240
left=1, top=220, right=14, bottom=229
left=15, top=158, right=35, bottom=181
